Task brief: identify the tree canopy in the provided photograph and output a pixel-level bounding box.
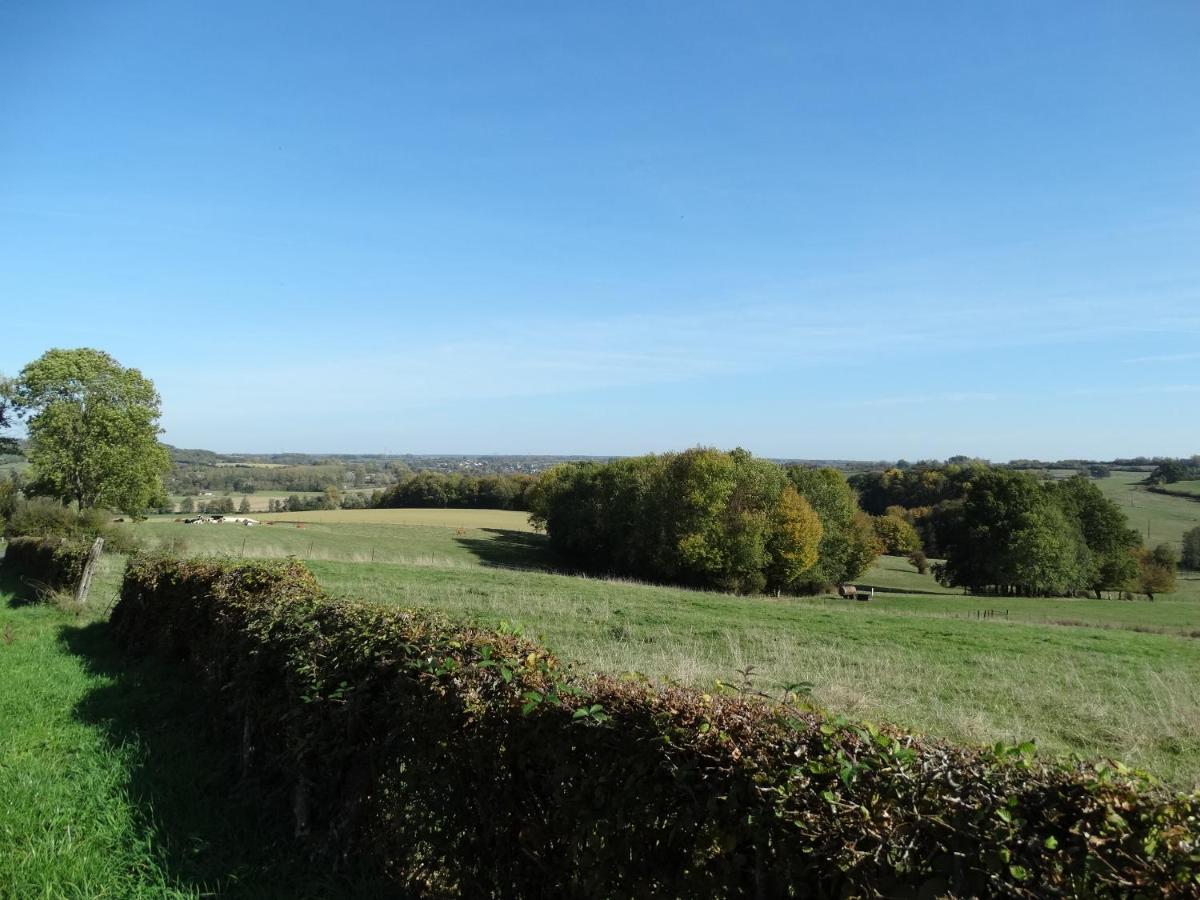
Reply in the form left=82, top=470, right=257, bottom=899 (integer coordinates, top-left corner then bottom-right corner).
left=10, top=348, right=170, bottom=515
left=1183, top=526, right=1200, bottom=571
left=932, top=470, right=1141, bottom=597
left=527, top=450, right=877, bottom=595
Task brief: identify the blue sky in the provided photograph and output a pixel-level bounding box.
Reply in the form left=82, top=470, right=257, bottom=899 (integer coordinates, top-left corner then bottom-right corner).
left=2, top=1, right=1197, bottom=459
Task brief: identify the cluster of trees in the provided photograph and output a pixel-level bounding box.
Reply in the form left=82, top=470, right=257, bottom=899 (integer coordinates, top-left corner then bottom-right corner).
left=931, top=471, right=1174, bottom=598
left=850, top=463, right=985, bottom=517
left=1147, top=459, right=1200, bottom=485
left=266, top=488, right=376, bottom=512
left=527, top=448, right=879, bottom=595
left=852, top=462, right=1189, bottom=598
left=181, top=496, right=251, bottom=515
left=376, top=472, right=537, bottom=511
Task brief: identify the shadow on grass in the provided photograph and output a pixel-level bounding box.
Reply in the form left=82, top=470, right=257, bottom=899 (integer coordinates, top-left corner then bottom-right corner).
left=454, top=528, right=552, bottom=570
left=58, top=621, right=399, bottom=899
left=855, top=584, right=958, bottom=597
left=0, top=569, right=42, bottom=607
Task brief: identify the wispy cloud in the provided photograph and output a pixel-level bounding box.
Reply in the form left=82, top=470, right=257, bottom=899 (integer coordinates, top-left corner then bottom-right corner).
left=1120, top=352, right=1200, bottom=364
left=161, top=292, right=1200, bottom=420
left=844, top=392, right=1003, bottom=409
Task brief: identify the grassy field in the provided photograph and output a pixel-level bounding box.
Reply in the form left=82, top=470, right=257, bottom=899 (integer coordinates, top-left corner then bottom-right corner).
left=2, top=488, right=1199, bottom=891
left=257, top=507, right=535, bottom=530
left=0, top=559, right=383, bottom=897
left=1153, top=480, right=1200, bottom=500
left=1094, top=470, right=1199, bottom=549
left=307, top=556, right=1200, bottom=788
left=139, top=508, right=536, bottom=567
left=119, top=499, right=1200, bottom=788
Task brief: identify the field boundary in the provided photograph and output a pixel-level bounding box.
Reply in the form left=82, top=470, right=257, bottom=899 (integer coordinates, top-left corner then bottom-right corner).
left=111, top=554, right=1200, bottom=897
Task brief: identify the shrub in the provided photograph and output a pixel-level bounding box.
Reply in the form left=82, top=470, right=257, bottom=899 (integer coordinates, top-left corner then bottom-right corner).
left=3, top=498, right=139, bottom=553
left=1, top=535, right=91, bottom=591
left=3, top=497, right=79, bottom=538
left=111, top=555, right=1200, bottom=898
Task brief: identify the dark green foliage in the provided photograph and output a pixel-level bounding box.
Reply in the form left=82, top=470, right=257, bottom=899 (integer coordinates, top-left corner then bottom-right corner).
left=196, top=496, right=236, bottom=515
left=528, top=449, right=830, bottom=594
left=1051, top=476, right=1141, bottom=597
left=849, top=462, right=988, bottom=514
left=1149, top=459, right=1200, bottom=485
left=1183, top=526, right=1200, bottom=570
left=934, top=470, right=1095, bottom=596
left=376, top=471, right=536, bottom=511
left=111, top=555, right=1200, bottom=897
left=1, top=535, right=91, bottom=591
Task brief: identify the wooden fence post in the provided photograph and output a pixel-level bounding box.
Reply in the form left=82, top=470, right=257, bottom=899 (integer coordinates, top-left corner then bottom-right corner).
left=74, top=537, right=104, bottom=606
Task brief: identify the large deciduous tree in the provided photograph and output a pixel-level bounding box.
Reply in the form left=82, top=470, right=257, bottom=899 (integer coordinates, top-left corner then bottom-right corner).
left=1050, top=475, right=1141, bottom=598
left=785, top=466, right=881, bottom=590
left=11, top=348, right=170, bottom=516
left=1135, top=546, right=1177, bottom=600
left=933, top=469, right=1092, bottom=597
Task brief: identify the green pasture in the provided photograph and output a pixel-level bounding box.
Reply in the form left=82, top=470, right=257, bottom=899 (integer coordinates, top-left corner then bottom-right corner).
left=1158, top=480, right=1200, bottom=498
left=1094, top=470, right=1198, bottom=548
left=137, top=508, right=535, bottom=566
left=4, top=479, right=1198, bottom=894
left=122, top=500, right=1200, bottom=788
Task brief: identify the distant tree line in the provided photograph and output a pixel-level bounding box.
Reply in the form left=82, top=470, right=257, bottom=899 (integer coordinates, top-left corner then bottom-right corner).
left=526, top=448, right=880, bottom=595
left=167, top=461, right=405, bottom=496
left=375, top=471, right=538, bottom=511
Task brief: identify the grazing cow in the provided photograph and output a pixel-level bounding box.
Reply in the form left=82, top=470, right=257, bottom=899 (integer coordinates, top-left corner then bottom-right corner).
left=838, top=584, right=858, bottom=599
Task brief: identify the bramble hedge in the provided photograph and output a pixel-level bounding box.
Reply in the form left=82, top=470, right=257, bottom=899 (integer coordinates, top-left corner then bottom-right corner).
left=112, top=555, right=1200, bottom=897
left=1, top=535, right=91, bottom=591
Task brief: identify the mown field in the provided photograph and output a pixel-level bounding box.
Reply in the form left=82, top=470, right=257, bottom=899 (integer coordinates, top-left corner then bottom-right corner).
left=118, top=498, right=1200, bottom=789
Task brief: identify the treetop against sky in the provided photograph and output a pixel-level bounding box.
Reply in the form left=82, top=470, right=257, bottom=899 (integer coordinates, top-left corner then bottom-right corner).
left=2, top=2, right=1197, bottom=458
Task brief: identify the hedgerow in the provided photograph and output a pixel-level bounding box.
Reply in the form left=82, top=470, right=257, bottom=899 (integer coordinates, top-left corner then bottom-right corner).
left=112, top=555, right=1200, bottom=897
left=1, top=535, right=91, bottom=592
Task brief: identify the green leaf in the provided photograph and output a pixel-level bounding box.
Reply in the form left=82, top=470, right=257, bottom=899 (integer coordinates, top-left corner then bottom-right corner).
left=500, top=667, right=512, bottom=683
left=1009, top=864, right=1029, bottom=881
left=1043, top=836, right=1059, bottom=850
left=996, top=808, right=1013, bottom=824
